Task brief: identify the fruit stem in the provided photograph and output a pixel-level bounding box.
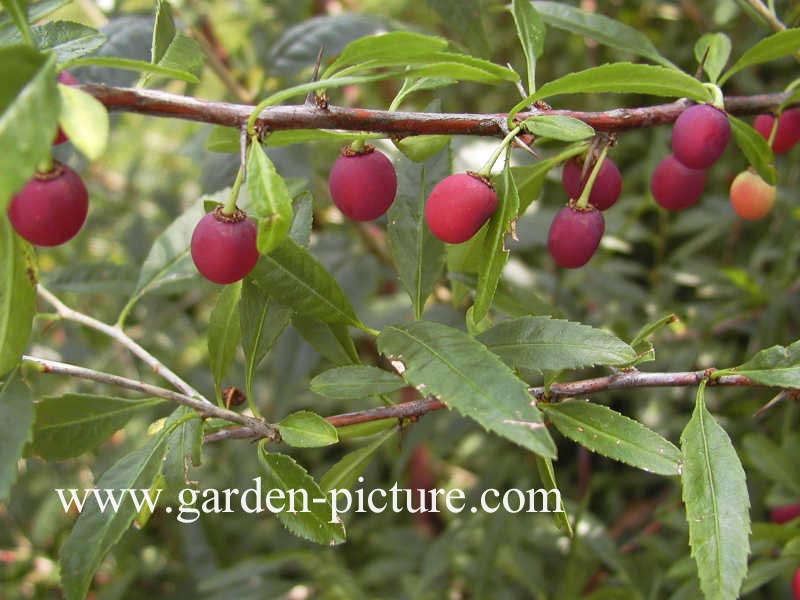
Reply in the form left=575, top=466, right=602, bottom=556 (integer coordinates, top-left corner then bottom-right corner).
left=222, top=166, right=244, bottom=216
left=766, top=112, right=780, bottom=148
left=36, top=155, right=54, bottom=173
left=574, top=144, right=610, bottom=210
left=478, top=126, right=522, bottom=177
left=349, top=138, right=367, bottom=153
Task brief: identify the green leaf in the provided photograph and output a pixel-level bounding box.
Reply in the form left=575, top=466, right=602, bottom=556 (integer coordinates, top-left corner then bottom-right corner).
left=404, top=52, right=518, bottom=84
left=629, top=313, right=678, bottom=364
left=426, top=0, right=490, bottom=57
left=728, top=114, right=777, bottom=185
left=320, top=428, right=395, bottom=492
left=208, top=281, right=241, bottom=401
left=324, top=31, right=449, bottom=77
left=477, top=316, right=637, bottom=372
left=249, top=239, right=365, bottom=330
left=680, top=383, right=750, bottom=600
left=163, top=407, right=202, bottom=496
left=60, top=430, right=170, bottom=600
left=257, top=447, right=347, bottom=545
left=1, top=0, right=33, bottom=46
left=694, top=33, right=731, bottom=84
left=542, top=401, right=683, bottom=476
left=720, top=28, right=800, bottom=85
left=62, top=56, right=199, bottom=83
left=206, top=127, right=381, bottom=153
left=0, top=218, right=36, bottom=376
left=292, top=317, right=360, bottom=366
left=277, top=411, right=338, bottom=448
left=32, top=21, right=106, bottom=64
left=310, top=366, right=405, bottom=399
left=742, top=433, right=800, bottom=496
left=522, top=115, right=595, bottom=142
left=247, top=143, right=293, bottom=254
left=145, top=0, right=203, bottom=85
left=510, top=0, right=544, bottom=94
left=0, top=372, right=33, bottom=500
left=58, top=84, right=109, bottom=161
left=31, top=394, right=164, bottom=461
left=532, top=1, right=677, bottom=69
left=727, top=340, right=800, bottom=388
left=394, top=135, right=451, bottom=163
left=387, top=147, right=448, bottom=320
left=535, top=456, right=572, bottom=536
left=0, top=46, right=58, bottom=210
left=240, top=277, right=291, bottom=401
left=377, top=321, right=556, bottom=458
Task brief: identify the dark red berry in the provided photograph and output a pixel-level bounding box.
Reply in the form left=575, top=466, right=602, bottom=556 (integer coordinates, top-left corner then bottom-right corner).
left=7, top=162, right=88, bottom=246
left=191, top=207, right=259, bottom=284
left=561, top=156, right=622, bottom=211
left=753, top=108, right=800, bottom=154
left=770, top=503, right=800, bottom=524
left=328, top=145, right=397, bottom=221
left=650, top=154, right=707, bottom=211
left=53, top=71, right=78, bottom=145
left=671, top=104, right=731, bottom=169
left=424, top=172, right=497, bottom=244
left=547, top=204, right=605, bottom=269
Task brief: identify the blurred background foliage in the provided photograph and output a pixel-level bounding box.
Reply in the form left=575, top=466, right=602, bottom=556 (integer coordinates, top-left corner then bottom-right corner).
left=2, top=0, right=800, bottom=598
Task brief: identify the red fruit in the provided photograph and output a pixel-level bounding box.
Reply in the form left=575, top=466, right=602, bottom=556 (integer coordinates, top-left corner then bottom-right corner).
left=53, top=71, right=78, bottom=145
left=7, top=162, right=88, bottom=246
left=671, top=104, right=731, bottom=169
left=190, top=207, right=259, bottom=284
left=424, top=172, right=497, bottom=244
left=650, top=154, right=707, bottom=211
left=753, top=108, right=800, bottom=154
left=729, top=170, right=775, bottom=221
left=793, top=567, right=800, bottom=600
left=328, top=145, right=397, bottom=221
left=770, top=503, right=800, bottom=524
left=547, top=204, right=605, bottom=269
left=561, top=156, right=622, bottom=211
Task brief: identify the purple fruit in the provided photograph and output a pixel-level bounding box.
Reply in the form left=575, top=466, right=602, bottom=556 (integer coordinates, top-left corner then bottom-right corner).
left=547, top=204, right=605, bottom=268
left=328, top=145, right=397, bottom=221
left=191, top=207, right=259, bottom=284
left=424, top=172, right=498, bottom=244
left=650, top=154, right=706, bottom=211
left=561, top=156, right=622, bottom=211
left=671, top=104, right=730, bottom=169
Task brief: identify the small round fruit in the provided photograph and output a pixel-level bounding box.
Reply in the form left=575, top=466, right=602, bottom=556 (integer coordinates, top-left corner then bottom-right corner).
left=7, top=162, right=88, bottom=246
left=424, top=172, right=497, bottom=243
left=547, top=203, right=605, bottom=269
left=190, top=207, right=259, bottom=284
left=671, top=104, right=731, bottom=169
left=650, top=154, right=707, bottom=211
left=753, top=108, right=800, bottom=154
left=328, top=145, right=397, bottom=221
left=770, top=503, right=800, bottom=525
left=561, top=156, right=621, bottom=211
left=729, top=170, right=775, bottom=221
left=53, top=71, right=78, bottom=145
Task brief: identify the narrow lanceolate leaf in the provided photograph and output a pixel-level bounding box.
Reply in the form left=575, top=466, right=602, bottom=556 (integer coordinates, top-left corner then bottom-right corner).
left=320, top=428, right=396, bottom=492
left=720, top=28, right=800, bottom=85
left=727, top=340, right=800, bottom=388
left=62, top=56, right=200, bottom=82
left=522, top=115, right=594, bottom=142
left=292, top=317, right=359, bottom=366
left=0, top=47, right=59, bottom=210
left=249, top=239, right=364, bottom=330
left=0, top=218, right=36, bottom=376
left=208, top=281, right=241, bottom=400
left=387, top=147, right=448, bottom=320
left=31, top=21, right=106, bottom=64
left=60, top=431, right=170, bottom=600
left=629, top=313, right=677, bottom=364
left=277, top=411, right=338, bottom=448
left=680, top=383, right=750, bottom=600
left=377, top=321, right=556, bottom=458
left=31, top=394, right=165, bottom=460
left=257, top=446, right=347, bottom=545
left=58, top=84, right=109, bottom=161
left=310, top=365, right=405, bottom=399
left=511, top=0, right=545, bottom=94
left=532, top=1, right=677, bottom=69
left=247, top=143, right=293, bottom=254
left=0, top=372, right=34, bottom=500
left=478, top=316, right=636, bottom=372
left=542, top=401, right=683, bottom=476
left=163, top=407, right=202, bottom=495
left=535, top=456, right=572, bottom=536
left=324, top=31, right=448, bottom=77
left=144, top=0, right=203, bottom=84
left=694, top=33, right=731, bottom=85
left=728, top=115, right=777, bottom=186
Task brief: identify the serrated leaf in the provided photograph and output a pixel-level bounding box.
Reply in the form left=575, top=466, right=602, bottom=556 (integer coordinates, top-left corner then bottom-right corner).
left=522, top=115, right=595, bottom=142
left=728, top=340, right=800, bottom=388
left=535, top=456, right=572, bottom=536
left=387, top=145, right=448, bottom=320
left=324, top=31, right=449, bottom=77
left=292, top=317, right=360, bottom=366
left=208, top=281, right=241, bottom=401
left=0, top=21, right=107, bottom=64
left=310, top=366, right=405, bottom=399
left=377, top=321, right=556, bottom=458
left=742, top=433, right=800, bottom=496
left=249, top=239, right=364, bottom=330
left=277, top=411, right=338, bottom=448
left=247, top=143, right=292, bottom=254
left=60, top=430, right=170, bottom=600
left=720, top=28, right=800, bottom=85
left=0, top=0, right=32, bottom=44
left=478, top=316, right=636, bottom=372
left=320, top=429, right=395, bottom=492
left=0, top=372, right=33, bottom=500
left=257, top=447, right=346, bottom=545
left=511, top=0, right=545, bottom=94
left=0, top=0, right=69, bottom=33
left=680, top=383, right=750, bottom=600
left=31, top=394, right=164, bottom=460
left=0, top=218, right=35, bottom=377
left=694, top=33, right=731, bottom=84
left=532, top=1, right=676, bottom=69
left=728, top=115, right=777, bottom=185
left=58, top=84, right=109, bottom=161
left=543, top=401, right=683, bottom=476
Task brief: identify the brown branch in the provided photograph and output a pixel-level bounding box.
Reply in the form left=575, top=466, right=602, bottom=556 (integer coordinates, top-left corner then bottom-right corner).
left=81, top=84, right=794, bottom=137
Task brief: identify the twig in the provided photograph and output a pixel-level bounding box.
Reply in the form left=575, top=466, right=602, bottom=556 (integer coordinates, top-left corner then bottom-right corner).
left=744, top=0, right=787, bottom=32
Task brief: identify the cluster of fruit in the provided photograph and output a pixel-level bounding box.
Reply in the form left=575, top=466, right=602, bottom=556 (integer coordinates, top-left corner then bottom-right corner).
left=769, top=502, right=800, bottom=598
